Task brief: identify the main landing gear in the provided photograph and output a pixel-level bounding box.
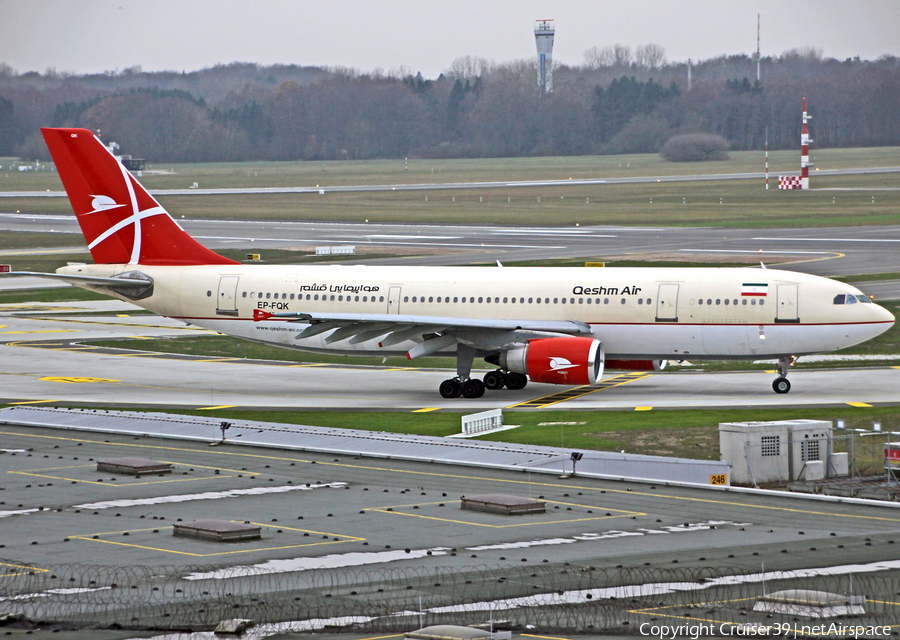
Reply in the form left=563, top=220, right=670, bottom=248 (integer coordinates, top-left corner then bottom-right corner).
left=438, top=345, right=528, bottom=398
left=439, top=371, right=528, bottom=398
left=772, top=355, right=795, bottom=394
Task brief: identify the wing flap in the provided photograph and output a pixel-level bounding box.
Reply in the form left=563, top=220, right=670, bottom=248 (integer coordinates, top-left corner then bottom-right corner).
left=267, top=310, right=591, bottom=335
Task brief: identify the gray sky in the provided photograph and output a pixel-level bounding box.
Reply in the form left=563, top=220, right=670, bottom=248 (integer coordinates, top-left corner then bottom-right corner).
left=2, top=0, right=898, bottom=78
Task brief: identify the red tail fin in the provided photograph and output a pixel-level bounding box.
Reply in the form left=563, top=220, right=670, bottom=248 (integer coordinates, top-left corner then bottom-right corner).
left=41, top=128, right=237, bottom=266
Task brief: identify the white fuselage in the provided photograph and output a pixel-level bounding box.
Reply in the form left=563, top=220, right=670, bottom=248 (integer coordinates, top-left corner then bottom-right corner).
left=58, top=263, right=894, bottom=361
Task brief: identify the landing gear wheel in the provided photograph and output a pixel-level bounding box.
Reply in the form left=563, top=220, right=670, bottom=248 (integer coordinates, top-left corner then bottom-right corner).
left=505, top=372, right=528, bottom=390
left=439, top=379, right=462, bottom=398
left=772, top=377, right=791, bottom=394
left=483, top=370, right=506, bottom=390
left=462, top=379, right=486, bottom=398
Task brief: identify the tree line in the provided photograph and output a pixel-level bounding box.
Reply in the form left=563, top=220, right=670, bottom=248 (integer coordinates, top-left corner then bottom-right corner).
left=0, top=49, right=898, bottom=163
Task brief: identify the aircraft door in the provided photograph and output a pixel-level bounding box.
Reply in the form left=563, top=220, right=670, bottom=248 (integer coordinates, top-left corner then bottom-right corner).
left=776, top=284, right=799, bottom=323
left=387, top=286, right=402, bottom=314
left=216, top=275, right=239, bottom=316
left=655, top=283, right=679, bottom=322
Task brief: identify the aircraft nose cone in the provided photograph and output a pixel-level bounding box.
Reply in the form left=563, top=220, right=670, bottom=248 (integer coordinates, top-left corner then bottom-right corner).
left=877, top=303, right=896, bottom=326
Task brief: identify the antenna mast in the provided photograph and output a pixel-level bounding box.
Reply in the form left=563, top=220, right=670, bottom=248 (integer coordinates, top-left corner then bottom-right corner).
left=756, top=12, right=761, bottom=82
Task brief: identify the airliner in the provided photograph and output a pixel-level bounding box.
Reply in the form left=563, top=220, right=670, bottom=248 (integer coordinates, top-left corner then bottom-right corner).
left=5, top=128, right=894, bottom=399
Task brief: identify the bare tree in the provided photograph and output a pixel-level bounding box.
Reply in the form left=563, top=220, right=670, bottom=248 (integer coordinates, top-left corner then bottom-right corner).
left=635, top=44, right=666, bottom=71
left=583, top=46, right=614, bottom=69
left=613, top=44, right=633, bottom=67
left=447, top=56, right=495, bottom=80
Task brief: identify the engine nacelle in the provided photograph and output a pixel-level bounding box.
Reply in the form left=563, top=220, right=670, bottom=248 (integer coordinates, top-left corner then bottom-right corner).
left=605, top=359, right=668, bottom=371
left=499, top=337, right=604, bottom=385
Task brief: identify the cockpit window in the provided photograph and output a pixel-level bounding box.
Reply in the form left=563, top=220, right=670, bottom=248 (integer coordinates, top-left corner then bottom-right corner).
left=846, top=295, right=857, bottom=304
left=833, top=294, right=845, bottom=305
left=855, top=294, right=872, bottom=303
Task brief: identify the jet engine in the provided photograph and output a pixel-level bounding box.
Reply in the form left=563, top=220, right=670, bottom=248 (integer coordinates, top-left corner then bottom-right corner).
left=605, top=359, right=668, bottom=371
left=499, top=337, right=603, bottom=385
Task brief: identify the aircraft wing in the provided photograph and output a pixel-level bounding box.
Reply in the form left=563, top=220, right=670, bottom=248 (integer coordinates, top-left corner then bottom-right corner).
left=253, top=309, right=593, bottom=358
left=3, top=271, right=153, bottom=289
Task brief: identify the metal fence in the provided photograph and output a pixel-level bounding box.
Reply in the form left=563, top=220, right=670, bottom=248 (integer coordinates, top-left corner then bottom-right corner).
left=2, top=559, right=898, bottom=634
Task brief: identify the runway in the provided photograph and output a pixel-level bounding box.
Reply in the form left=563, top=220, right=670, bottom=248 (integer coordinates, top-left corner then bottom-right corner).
left=4, top=213, right=900, bottom=282
left=0, top=307, right=897, bottom=411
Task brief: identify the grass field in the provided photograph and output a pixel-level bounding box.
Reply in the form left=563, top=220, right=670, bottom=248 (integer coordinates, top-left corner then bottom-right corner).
left=2, top=147, right=899, bottom=228
left=4, top=147, right=899, bottom=190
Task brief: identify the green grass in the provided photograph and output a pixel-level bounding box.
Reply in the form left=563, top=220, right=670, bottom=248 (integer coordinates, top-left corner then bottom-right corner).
left=3, top=147, right=898, bottom=191
left=0, top=251, right=91, bottom=272
left=0, top=230, right=83, bottom=251
left=0, top=287, right=110, bottom=305
left=2, top=147, right=899, bottom=227
left=836, top=273, right=900, bottom=284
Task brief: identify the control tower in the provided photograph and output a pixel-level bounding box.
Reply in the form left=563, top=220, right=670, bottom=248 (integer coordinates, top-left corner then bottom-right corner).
left=534, top=19, right=555, bottom=92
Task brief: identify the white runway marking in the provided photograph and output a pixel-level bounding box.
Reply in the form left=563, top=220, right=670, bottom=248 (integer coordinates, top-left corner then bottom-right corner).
left=193, top=236, right=562, bottom=249
left=467, top=521, right=749, bottom=550
left=753, top=237, right=900, bottom=243
left=184, top=547, right=451, bottom=580
left=680, top=249, right=834, bottom=255
left=74, top=483, right=345, bottom=510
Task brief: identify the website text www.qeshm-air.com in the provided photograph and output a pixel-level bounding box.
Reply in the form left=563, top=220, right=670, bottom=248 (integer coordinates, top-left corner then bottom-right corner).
left=639, top=622, right=892, bottom=639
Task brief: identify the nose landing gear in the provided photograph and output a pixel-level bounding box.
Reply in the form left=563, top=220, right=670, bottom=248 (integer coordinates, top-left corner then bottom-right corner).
left=772, top=355, right=796, bottom=394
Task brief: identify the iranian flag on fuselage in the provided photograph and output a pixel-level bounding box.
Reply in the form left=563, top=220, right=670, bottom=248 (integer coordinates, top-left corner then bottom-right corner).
left=741, top=282, right=768, bottom=297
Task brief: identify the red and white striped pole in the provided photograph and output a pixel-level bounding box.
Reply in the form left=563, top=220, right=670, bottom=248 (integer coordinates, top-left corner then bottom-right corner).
left=765, top=126, right=769, bottom=190
left=801, top=97, right=811, bottom=189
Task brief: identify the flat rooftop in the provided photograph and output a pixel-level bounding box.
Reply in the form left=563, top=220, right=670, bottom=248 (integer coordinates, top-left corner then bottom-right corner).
left=2, top=423, right=900, bottom=636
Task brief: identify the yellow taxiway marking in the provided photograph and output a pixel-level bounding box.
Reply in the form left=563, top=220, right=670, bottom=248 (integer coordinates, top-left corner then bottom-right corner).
left=412, top=407, right=440, bottom=413
left=778, top=250, right=846, bottom=267
left=71, top=522, right=365, bottom=557
left=635, top=406, right=653, bottom=411
left=523, top=635, right=577, bottom=640
left=197, top=404, right=237, bottom=410
left=366, top=499, right=642, bottom=529
left=847, top=402, right=873, bottom=408
left=286, top=363, right=330, bottom=368
left=508, top=372, right=651, bottom=409
left=39, top=376, right=119, bottom=384
left=7, top=429, right=900, bottom=526
left=0, top=561, right=50, bottom=578
left=8, top=399, right=59, bottom=405
left=7, top=459, right=249, bottom=486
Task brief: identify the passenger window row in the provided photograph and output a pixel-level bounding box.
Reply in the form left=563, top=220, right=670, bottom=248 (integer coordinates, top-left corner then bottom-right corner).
left=697, top=298, right=764, bottom=306
left=402, top=296, right=654, bottom=306
left=242, top=291, right=387, bottom=303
